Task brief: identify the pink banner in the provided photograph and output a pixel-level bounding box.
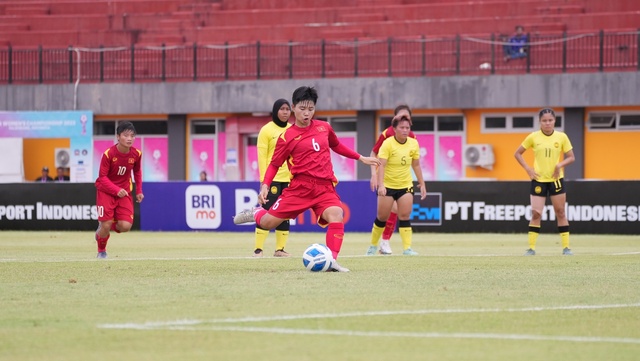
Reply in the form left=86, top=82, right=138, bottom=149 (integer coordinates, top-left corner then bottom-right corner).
left=142, top=137, right=168, bottom=182
left=332, top=136, right=356, bottom=181
left=190, top=139, right=215, bottom=181
left=244, top=144, right=259, bottom=181
left=92, top=139, right=114, bottom=180
left=437, top=135, right=463, bottom=180
left=217, top=132, right=226, bottom=181
left=415, top=134, right=435, bottom=181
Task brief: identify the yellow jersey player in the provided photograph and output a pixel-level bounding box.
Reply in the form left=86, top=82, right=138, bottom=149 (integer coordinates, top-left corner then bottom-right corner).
left=369, top=104, right=416, bottom=255
left=515, top=108, right=575, bottom=256
left=367, top=115, right=426, bottom=256
left=253, top=99, right=293, bottom=257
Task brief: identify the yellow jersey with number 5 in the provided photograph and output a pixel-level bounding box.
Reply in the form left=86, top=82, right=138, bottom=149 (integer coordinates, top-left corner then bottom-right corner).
left=378, top=136, right=420, bottom=189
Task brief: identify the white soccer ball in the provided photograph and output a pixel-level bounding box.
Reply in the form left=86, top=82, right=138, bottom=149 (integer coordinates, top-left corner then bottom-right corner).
left=302, top=243, right=334, bottom=272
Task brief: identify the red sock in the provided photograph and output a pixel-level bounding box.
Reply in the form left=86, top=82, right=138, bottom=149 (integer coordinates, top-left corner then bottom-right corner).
left=254, top=208, right=268, bottom=227
left=110, top=222, right=121, bottom=233
left=382, top=212, right=397, bottom=240
left=325, top=222, right=344, bottom=260
left=96, top=234, right=110, bottom=252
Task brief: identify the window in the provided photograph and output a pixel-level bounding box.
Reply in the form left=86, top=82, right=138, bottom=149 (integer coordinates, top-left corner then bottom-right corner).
left=437, top=116, right=464, bottom=131
left=588, top=113, right=615, bottom=129
left=555, top=116, right=563, bottom=128
left=619, top=114, right=640, bottom=128
left=588, top=112, right=640, bottom=130
left=129, top=120, right=167, bottom=135
left=94, top=119, right=167, bottom=135
left=513, top=116, right=534, bottom=128
left=485, top=117, right=506, bottom=129
left=94, top=121, right=115, bottom=136
left=482, top=113, right=562, bottom=132
left=330, top=117, right=357, bottom=132
left=381, top=116, right=435, bottom=131
left=192, top=121, right=216, bottom=134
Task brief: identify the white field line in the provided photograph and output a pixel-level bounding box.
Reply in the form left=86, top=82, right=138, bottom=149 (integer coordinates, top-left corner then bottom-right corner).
left=611, top=251, right=640, bottom=255
left=165, top=326, right=640, bottom=345
left=1, top=251, right=638, bottom=263
left=99, top=303, right=640, bottom=327
left=97, top=303, right=640, bottom=345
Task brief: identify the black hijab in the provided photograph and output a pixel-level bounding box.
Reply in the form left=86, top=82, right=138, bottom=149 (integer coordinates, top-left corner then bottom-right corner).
left=272, top=98, right=290, bottom=128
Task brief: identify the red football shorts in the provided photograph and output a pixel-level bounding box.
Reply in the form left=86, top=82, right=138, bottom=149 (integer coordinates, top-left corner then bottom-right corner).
left=96, top=190, right=134, bottom=223
left=267, top=175, right=342, bottom=227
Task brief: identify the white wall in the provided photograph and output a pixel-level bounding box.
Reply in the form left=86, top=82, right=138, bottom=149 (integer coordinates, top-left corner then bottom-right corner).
left=0, top=138, right=24, bottom=183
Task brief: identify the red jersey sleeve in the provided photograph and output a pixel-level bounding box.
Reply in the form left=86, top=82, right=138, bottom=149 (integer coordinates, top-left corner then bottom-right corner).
left=262, top=164, right=279, bottom=186
left=95, top=148, right=121, bottom=196
left=269, top=130, right=293, bottom=171
left=372, top=127, right=394, bottom=154
left=132, top=149, right=143, bottom=195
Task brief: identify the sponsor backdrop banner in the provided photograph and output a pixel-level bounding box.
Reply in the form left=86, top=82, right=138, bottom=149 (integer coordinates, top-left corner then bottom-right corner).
left=140, top=181, right=376, bottom=232
left=1, top=182, right=638, bottom=234
left=0, top=183, right=140, bottom=231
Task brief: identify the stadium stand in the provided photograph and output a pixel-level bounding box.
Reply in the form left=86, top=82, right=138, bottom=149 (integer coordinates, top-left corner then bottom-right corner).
left=0, top=0, right=638, bottom=46
left=0, top=0, right=638, bottom=82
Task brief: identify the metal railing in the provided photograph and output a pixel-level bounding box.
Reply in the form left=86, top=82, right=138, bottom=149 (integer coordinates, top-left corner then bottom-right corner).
left=0, top=30, right=638, bottom=85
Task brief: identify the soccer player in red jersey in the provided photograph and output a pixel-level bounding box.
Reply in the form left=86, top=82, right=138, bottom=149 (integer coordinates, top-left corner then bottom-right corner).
left=94, top=121, right=144, bottom=259
left=369, top=104, right=417, bottom=255
left=234, top=86, right=381, bottom=272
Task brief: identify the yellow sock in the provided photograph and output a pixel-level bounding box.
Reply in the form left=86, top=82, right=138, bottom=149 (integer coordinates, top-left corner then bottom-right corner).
left=370, top=223, right=384, bottom=246
left=560, top=232, right=570, bottom=248
left=559, top=225, right=570, bottom=249
left=528, top=225, right=540, bottom=250
left=254, top=228, right=269, bottom=250
left=399, top=227, right=412, bottom=250
left=275, top=230, right=289, bottom=250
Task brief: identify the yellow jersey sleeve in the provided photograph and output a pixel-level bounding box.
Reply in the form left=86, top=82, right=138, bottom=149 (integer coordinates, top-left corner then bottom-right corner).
left=257, top=122, right=291, bottom=183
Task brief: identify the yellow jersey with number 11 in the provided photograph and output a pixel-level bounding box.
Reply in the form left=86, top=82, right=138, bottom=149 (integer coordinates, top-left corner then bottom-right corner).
left=521, top=130, right=573, bottom=182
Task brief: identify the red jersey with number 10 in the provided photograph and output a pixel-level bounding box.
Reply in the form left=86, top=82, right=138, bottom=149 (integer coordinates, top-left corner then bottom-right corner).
left=95, top=144, right=143, bottom=196
left=270, top=120, right=341, bottom=183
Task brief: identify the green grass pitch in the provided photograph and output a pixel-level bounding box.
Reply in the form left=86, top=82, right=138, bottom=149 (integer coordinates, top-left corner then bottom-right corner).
left=1, top=231, right=639, bottom=361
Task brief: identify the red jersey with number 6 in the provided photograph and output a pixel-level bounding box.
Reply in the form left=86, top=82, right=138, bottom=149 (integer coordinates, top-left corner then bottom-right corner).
left=95, top=144, right=143, bottom=196
left=270, top=119, right=340, bottom=183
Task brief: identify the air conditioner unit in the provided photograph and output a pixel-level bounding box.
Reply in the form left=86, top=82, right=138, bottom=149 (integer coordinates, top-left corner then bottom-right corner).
left=463, top=144, right=495, bottom=170
left=54, top=148, right=71, bottom=168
